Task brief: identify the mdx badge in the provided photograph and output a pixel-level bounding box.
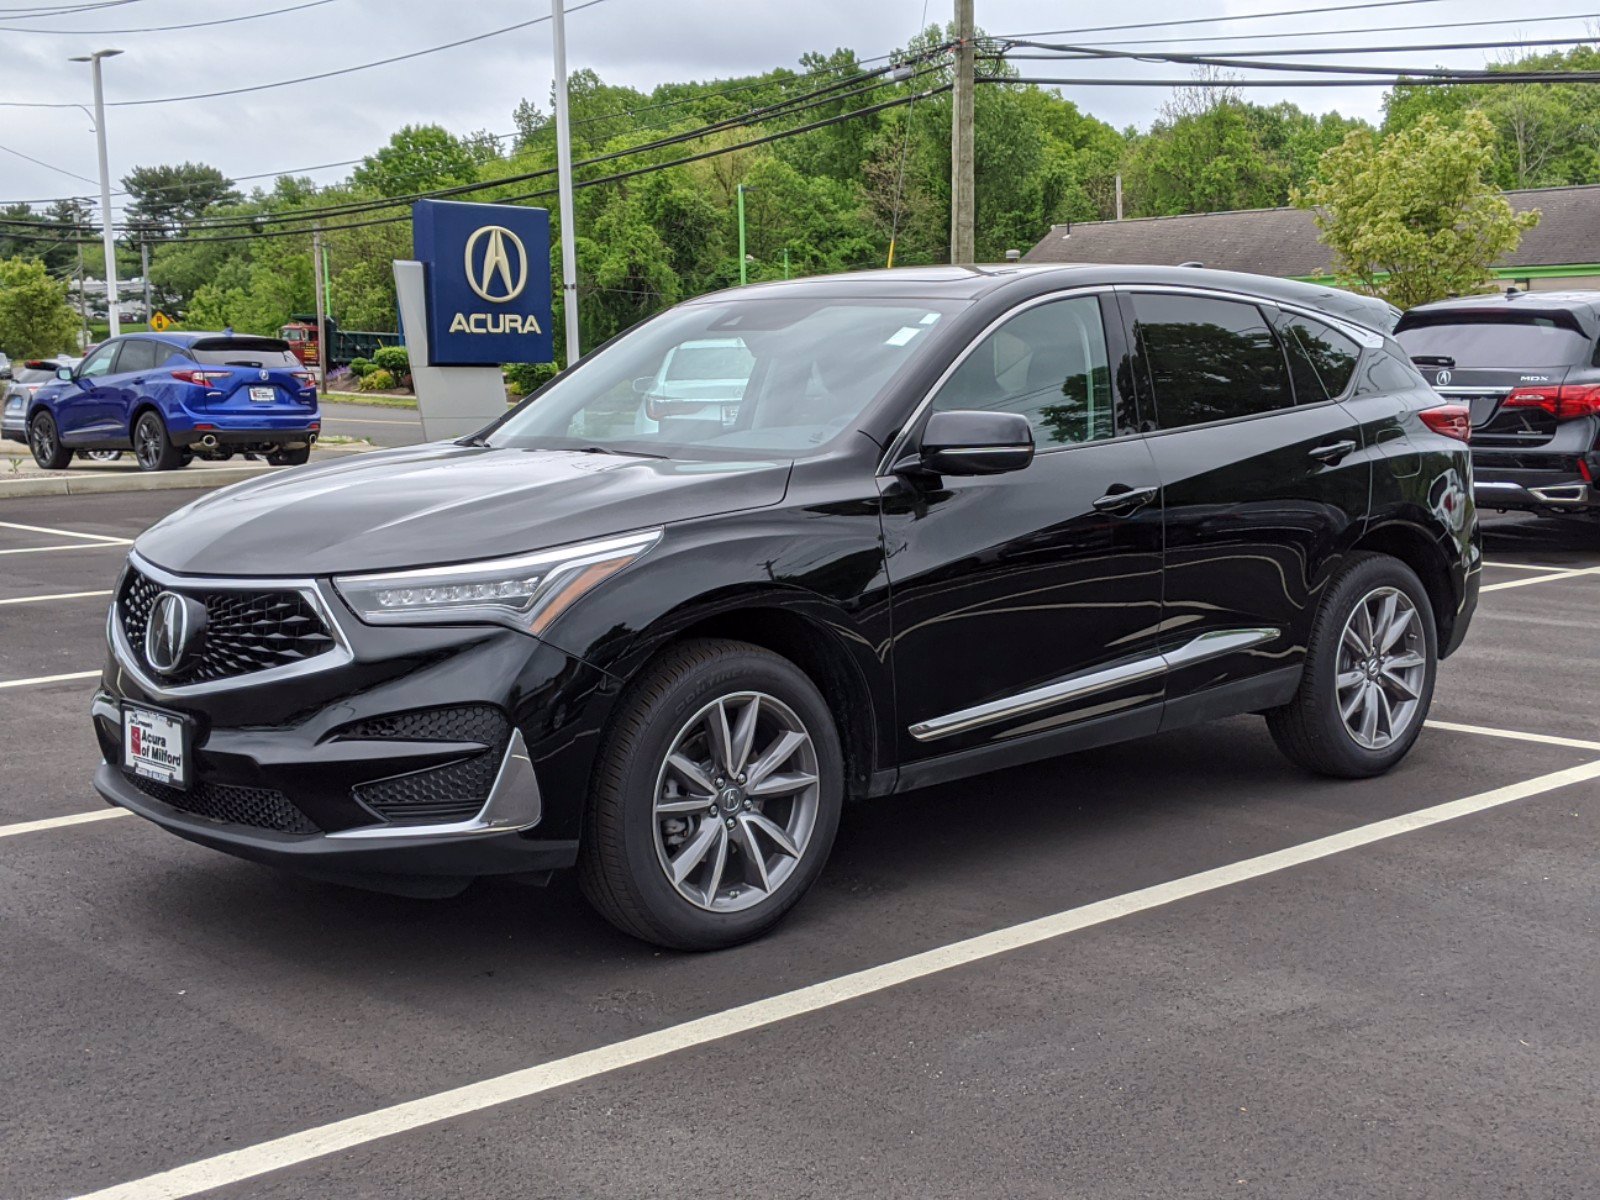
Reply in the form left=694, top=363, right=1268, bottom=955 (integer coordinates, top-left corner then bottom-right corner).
left=144, top=591, right=208, bottom=676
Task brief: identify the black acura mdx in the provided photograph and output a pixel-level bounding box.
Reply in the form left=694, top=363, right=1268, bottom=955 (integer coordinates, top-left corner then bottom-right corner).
left=94, top=265, right=1480, bottom=949
left=1396, top=290, right=1600, bottom=520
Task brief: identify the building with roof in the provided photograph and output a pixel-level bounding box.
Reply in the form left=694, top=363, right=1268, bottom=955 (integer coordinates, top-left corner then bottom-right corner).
left=1021, top=183, right=1600, bottom=293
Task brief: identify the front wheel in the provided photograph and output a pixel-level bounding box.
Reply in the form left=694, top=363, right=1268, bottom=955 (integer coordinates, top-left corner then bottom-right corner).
left=266, top=446, right=311, bottom=466
left=132, top=411, right=185, bottom=471
left=1267, top=553, right=1437, bottom=778
left=579, top=639, right=843, bottom=950
left=28, top=411, right=72, bottom=470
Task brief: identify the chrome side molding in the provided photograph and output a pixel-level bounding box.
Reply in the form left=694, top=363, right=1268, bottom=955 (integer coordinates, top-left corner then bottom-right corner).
left=328, top=729, right=542, bottom=840
left=907, top=627, right=1279, bottom=743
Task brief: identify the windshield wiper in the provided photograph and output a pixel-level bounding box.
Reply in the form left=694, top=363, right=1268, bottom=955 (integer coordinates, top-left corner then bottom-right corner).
left=574, top=445, right=665, bottom=460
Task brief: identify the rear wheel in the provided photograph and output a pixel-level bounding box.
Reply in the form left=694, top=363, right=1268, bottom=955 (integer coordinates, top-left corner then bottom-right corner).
left=266, top=446, right=311, bottom=466
left=132, top=411, right=185, bottom=471
left=28, top=411, right=72, bottom=470
left=1267, top=553, right=1437, bottom=778
left=579, top=639, right=843, bottom=950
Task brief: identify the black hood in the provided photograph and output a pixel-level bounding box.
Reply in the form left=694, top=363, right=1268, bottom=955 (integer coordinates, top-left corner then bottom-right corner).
left=136, top=442, right=792, bottom=576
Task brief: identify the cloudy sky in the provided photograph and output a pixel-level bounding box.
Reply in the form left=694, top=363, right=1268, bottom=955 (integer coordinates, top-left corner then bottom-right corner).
left=0, top=0, right=1588, bottom=217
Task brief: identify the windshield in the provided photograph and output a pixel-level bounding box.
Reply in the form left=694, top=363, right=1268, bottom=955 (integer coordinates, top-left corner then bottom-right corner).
left=487, top=296, right=962, bottom=457
left=1396, top=312, right=1594, bottom=368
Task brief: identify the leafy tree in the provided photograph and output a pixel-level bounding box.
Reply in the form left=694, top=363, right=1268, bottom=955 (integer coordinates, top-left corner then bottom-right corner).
left=352, top=125, right=489, bottom=197
left=1294, top=112, right=1540, bottom=308
left=122, top=163, right=241, bottom=238
left=0, top=256, right=79, bottom=358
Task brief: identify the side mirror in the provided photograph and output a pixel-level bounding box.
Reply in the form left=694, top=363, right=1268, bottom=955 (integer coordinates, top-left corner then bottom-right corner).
left=55, top=366, right=75, bottom=382
left=902, top=409, right=1035, bottom=476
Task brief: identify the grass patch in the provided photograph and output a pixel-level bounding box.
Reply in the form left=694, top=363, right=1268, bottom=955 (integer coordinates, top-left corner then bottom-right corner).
left=323, top=390, right=418, bottom=409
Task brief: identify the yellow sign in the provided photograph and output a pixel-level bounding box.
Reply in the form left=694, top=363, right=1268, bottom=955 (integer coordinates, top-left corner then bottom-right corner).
left=150, top=311, right=172, bottom=331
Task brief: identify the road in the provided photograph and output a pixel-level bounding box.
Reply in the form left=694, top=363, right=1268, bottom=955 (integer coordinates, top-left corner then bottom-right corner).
left=1, top=497, right=1597, bottom=1200
left=318, top=400, right=426, bottom=447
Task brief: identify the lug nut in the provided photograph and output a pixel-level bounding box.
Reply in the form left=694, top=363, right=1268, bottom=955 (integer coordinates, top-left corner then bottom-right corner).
left=725, top=818, right=736, bottom=830
left=743, top=799, right=752, bottom=810
left=737, top=773, right=746, bottom=783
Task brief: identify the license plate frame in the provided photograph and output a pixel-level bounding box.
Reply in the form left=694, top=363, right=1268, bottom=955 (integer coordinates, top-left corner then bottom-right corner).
left=122, top=702, right=192, bottom=790
left=249, top=385, right=276, bottom=403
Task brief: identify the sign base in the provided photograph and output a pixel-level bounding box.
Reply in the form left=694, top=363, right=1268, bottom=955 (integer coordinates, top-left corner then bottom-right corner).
left=393, top=260, right=509, bottom=442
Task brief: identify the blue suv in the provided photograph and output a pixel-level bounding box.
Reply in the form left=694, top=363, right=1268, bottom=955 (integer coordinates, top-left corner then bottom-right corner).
left=14, top=332, right=320, bottom=472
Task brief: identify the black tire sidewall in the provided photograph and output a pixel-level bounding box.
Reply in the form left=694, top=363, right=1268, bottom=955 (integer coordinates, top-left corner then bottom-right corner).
left=598, top=644, right=843, bottom=949
left=1299, top=555, right=1438, bottom=776
left=29, top=411, right=68, bottom=469
left=134, top=412, right=177, bottom=471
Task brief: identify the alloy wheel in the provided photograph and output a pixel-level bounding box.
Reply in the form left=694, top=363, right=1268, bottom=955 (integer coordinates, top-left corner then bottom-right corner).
left=652, top=691, right=820, bottom=913
left=29, top=416, right=56, bottom=465
left=134, top=415, right=164, bottom=470
left=1335, top=586, right=1427, bottom=750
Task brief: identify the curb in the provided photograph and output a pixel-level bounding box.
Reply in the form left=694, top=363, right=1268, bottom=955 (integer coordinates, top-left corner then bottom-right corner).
left=0, top=464, right=277, bottom=500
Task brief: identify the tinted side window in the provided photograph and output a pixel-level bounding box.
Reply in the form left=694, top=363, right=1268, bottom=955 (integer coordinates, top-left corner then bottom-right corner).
left=114, top=339, right=161, bottom=374
left=1281, top=315, right=1361, bottom=401
left=932, top=296, right=1114, bottom=447
left=1132, top=295, right=1292, bottom=428
left=1355, top=352, right=1423, bottom=397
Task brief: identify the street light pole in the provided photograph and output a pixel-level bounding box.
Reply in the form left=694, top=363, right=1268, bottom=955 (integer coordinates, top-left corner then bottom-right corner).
left=71, top=48, right=123, bottom=339
left=550, top=0, right=581, bottom=365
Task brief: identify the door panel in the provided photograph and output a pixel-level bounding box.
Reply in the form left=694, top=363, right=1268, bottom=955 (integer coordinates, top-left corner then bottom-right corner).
left=54, top=340, right=119, bottom=441
left=882, top=293, right=1165, bottom=765
left=1123, top=290, right=1368, bottom=707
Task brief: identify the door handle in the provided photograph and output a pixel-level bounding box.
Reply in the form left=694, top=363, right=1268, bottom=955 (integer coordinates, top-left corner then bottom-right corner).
left=1092, top=483, right=1159, bottom=514
left=1308, top=440, right=1357, bottom=464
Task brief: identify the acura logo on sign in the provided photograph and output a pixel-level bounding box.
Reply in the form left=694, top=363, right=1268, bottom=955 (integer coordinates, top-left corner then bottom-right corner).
left=144, top=591, right=206, bottom=676
left=463, top=225, right=528, bottom=303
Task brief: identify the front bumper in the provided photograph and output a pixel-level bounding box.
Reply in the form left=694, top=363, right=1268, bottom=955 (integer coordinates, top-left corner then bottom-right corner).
left=93, top=553, right=614, bottom=893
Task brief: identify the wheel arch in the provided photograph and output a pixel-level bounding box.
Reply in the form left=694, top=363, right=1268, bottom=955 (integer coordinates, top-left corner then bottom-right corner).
left=1350, top=519, right=1459, bottom=654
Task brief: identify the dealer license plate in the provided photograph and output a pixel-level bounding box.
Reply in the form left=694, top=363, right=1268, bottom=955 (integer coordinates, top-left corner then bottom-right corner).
left=249, top=386, right=276, bottom=403
left=122, top=703, right=190, bottom=788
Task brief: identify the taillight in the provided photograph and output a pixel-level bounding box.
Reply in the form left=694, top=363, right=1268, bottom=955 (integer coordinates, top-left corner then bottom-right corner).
left=1419, top=403, right=1471, bottom=442
left=1504, top=383, right=1600, bottom=420
left=292, top=371, right=316, bottom=389
left=171, top=369, right=229, bottom=388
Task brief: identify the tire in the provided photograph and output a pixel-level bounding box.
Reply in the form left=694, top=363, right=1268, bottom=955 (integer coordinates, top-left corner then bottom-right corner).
left=1266, top=552, right=1438, bottom=778
left=266, top=446, right=311, bottom=466
left=579, top=638, right=844, bottom=950
left=80, top=449, right=122, bottom=462
left=132, top=410, right=185, bottom=472
left=28, top=411, right=72, bottom=470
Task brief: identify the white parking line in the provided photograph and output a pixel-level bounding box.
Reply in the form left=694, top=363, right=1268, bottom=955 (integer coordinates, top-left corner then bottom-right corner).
left=0, top=589, right=113, bottom=606
left=0, top=809, right=127, bottom=839
left=1483, top=560, right=1582, bottom=572
left=76, top=757, right=1600, bottom=1200
left=0, top=542, right=128, bottom=556
left=1480, top=565, right=1600, bottom=592
left=1425, top=719, right=1600, bottom=753
left=0, top=670, right=101, bottom=690
left=0, top=519, right=133, bottom=544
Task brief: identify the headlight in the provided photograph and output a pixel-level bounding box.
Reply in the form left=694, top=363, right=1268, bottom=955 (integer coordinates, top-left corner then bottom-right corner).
left=333, top=529, right=661, bottom=633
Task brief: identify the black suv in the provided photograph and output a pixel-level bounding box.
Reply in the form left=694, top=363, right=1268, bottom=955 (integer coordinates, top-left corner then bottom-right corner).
left=1396, top=290, right=1600, bottom=519
left=93, top=265, right=1479, bottom=949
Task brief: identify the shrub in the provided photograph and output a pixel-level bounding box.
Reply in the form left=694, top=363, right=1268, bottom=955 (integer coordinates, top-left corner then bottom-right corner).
left=504, top=361, right=555, bottom=397
left=372, top=345, right=410, bottom=375
left=357, top=367, right=395, bottom=391
left=348, top=356, right=374, bottom=377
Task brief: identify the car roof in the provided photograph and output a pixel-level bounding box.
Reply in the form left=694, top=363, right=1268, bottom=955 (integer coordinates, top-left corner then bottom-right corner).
left=685, top=263, right=1399, bottom=332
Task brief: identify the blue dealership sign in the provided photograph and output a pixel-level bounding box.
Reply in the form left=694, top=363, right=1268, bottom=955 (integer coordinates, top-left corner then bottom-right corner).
left=412, top=199, right=554, bottom=366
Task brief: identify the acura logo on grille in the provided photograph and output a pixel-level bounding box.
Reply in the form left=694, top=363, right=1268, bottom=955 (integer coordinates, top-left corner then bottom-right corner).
left=144, top=591, right=207, bottom=676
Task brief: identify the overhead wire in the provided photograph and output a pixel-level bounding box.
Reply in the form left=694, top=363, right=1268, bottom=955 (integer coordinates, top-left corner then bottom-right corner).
left=0, top=0, right=337, bottom=34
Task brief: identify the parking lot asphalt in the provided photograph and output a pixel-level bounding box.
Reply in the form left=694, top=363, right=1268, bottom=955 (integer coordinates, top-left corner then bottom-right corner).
left=317, top=401, right=425, bottom=447
left=1, top=493, right=1597, bottom=1200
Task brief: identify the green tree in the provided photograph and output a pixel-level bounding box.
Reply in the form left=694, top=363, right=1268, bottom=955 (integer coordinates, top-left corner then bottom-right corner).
left=122, top=163, right=241, bottom=238
left=0, top=256, right=79, bottom=358
left=352, top=125, right=488, bottom=197
left=1294, top=112, right=1540, bottom=309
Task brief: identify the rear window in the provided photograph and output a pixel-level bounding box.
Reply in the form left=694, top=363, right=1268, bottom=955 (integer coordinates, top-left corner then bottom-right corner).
left=187, top=337, right=299, bottom=368
left=1395, top=312, right=1593, bottom=368
left=14, top=365, right=60, bottom=383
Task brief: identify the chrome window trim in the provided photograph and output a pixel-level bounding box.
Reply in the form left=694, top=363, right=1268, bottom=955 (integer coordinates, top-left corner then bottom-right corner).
left=109, top=550, right=354, bottom=699
left=876, top=285, right=1115, bottom=476
left=327, top=728, right=542, bottom=840
left=908, top=627, right=1279, bottom=742
left=1434, top=386, right=1512, bottom=397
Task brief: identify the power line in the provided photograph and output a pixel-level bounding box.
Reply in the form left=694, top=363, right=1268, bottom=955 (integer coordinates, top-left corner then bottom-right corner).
left=1000, top=35, right=1600, bottom=61
left=0, top=0, right=610, bottom=109
left=1006, top=41, right=1600, bottom=80
left=0, top=142, right=98, bottom=186
left=0, top=1, right=141, bottom=13
left=992, top=0, right=1464, bottom=41
left=0, top=0, right=337, bottom=34
left=1045, top=10, right=1600, bottom=50
left=994, top=72, right=1600, bottom=86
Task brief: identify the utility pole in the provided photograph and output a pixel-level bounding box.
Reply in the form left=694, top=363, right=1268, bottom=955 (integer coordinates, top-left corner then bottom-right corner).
left=71, top=49, right=123, bottom=338
left=139, top=239, right=151, bottom=325
left=1115, top=173, right=1124, bottom=221
left=550, top=0, right=581, bottom=365
left=312, top=226, right=328, bottom=397
left=949, top=0, right=975, bottom=264
left=737, top=183, right=750, bottom=285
